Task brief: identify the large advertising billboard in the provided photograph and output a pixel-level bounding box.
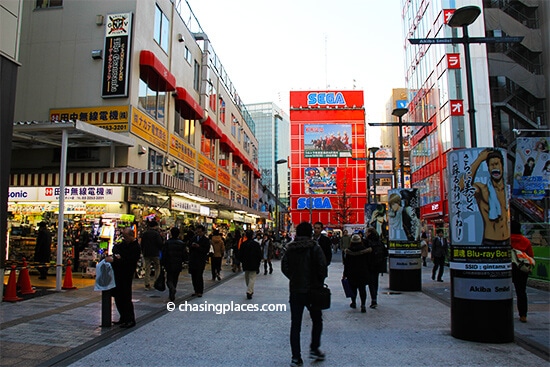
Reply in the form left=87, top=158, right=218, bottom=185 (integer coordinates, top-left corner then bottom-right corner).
left=305, top=167, right=337, bottom=194
left=512, top=137, right=549, bottom=200
left=304, top=124, right=352, bottom=158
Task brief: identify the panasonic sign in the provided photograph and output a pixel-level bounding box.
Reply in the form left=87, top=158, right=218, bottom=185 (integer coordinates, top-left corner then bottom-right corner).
left=8, top=188, right=37, bottom=201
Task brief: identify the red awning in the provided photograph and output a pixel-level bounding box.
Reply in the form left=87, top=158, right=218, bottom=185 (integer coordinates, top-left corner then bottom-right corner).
left=232, top=149, right=244, bottom=163
left=242, top=160, right=254, bottom=172
left=220, top=134, right=236, bottom=152
left=139, top=50, right=176, bottom=92
left=201, top=117, right=222, bottom=139
left=175, top=87, right=205, bottom=120
left=253, top=168, right=261, bottom=178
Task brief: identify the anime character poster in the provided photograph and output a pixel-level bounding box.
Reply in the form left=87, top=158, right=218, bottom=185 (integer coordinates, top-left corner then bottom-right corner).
left=364, top=203, right=388, bottom=241
left=512, top=137, right=550, bottom=200
left=387, top=188, right=421, bottom=242
left=304, top=167, right=337, bottom=194
left=303, top=124, right=352, bottom=158
left=447, top=148, right=510, bottom=247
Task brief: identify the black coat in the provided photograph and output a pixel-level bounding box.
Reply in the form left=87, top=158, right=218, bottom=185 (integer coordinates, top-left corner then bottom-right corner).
left=187, top=235, right=210, bottom=270
left=431, top=236, right=448, bottom=258
left=34, top=228, right=52, bottom=263
left=239, top=238, right=263, bottom=272
left=162, top=238, right=187, bottom=273
left=281, top=237, right=327, bottom=294
left=111, top=239, right=141, bottom=295
left=344, top=244, right=370, bottom=286
left=140, top=228, right=164, bottom=257
left=315, top=234, right=332, bottom=265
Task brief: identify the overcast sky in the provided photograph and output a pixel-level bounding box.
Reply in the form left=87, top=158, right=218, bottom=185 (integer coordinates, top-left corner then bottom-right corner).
left=186, top=0, right=406, bottom=142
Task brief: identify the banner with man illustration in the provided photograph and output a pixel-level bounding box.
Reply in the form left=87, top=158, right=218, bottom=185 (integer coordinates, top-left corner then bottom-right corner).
left=512, top=137, right=550, bottom=200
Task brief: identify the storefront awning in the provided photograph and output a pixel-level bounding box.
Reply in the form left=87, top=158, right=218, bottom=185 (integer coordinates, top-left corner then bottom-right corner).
left=253, top=167, right=261, bottom=178
left=201, top=116, right=222, bottom=139
left=232, top=149, right=245, bottom=163
left=219, top=134, right=236, bottom=153
left=174, top=86, right=204, bottom=120
left=139, top=50, right=176, bottom=92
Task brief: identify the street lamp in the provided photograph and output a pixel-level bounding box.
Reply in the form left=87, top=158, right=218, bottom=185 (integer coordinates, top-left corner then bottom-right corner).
left=448, top=5, right=481, bottom=147
left=392, top=107, right=408, bottom=188
left=368, top=147, right=380, bottom=203
left=274, top=158, right=287, bottom=237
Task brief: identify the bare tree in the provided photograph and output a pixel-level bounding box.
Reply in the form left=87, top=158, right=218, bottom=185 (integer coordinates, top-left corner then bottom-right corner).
left=333, top=170, right=352, bottom=227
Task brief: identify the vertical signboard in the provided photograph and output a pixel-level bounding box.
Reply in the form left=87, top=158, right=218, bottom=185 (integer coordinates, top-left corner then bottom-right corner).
left=447, top=148, right=513, bottom=343
left=386, top=188, right=422, bottom=291
left=512, top=137, right=549, bottom=200
left=102, top=13, right=133, bottom=98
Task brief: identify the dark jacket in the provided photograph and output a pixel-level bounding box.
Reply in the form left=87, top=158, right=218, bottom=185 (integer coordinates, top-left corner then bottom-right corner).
left=140, top=228, right=164, bottom=257
left=344, top=244, right=370, bottom=285
left=365, top=233, right=387, bottom=273
left=111, top=239, right=141, bottom=294
left=187, top=234, right=210, bottom=270
left=281, top=236, right=327, bottom=294
left=162, top=238, right=187, bottom=273
left=34, top=228, right=52, bottom=263
left=431, top=236, right=448, bottom=258
left=239, top=238, right=263, bottom=272
left=314, top=234, right=332, bottom=265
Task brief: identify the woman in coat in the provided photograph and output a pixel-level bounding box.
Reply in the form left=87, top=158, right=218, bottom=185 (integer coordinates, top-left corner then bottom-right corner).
left=343, top=234, right=372, bottom=313
left=210, top=229, right=225, bottom=281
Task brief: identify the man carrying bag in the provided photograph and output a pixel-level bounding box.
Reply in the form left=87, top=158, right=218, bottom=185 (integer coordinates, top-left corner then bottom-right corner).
left=282, top=222, right=328, bottom=367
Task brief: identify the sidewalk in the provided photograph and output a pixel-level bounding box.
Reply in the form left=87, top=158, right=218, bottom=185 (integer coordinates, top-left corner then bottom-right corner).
left=1, top=254, right=548, bottom=366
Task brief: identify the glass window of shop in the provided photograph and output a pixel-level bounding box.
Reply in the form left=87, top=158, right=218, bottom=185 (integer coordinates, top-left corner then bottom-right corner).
left=219, top=97, right=226, bottom=124
left=415, top=173, right=441, bottom=206
left=242, top=170, right=249, bottom=186
left=231, top=115, right=238, bottom=137
left=193, top=60, right=200, bottom=92
left=201, top=134, right=215, bottom=161
left=35, top=0, right=62, bottom=9
left=243, top=133, right=250, bottom=154
left=199, top=175, right=215, bottom=192
left=138, top=78, right=166, bottom=124
left=174, top=110, right=196, bottom=145
left=218, top=149, right=229, bottom=169
left=208, top=83, right=217, bottom=112
left=218, top=184, right=229, bottom=198
left=176, top=163, right=194, bottom=183
left=148, top=148, right=164, bottom=171
left=184, top=46, right=193, bottom=65
left=232, top=159, right=240, bottom=177
left=154, top=5, right=170, bottom=53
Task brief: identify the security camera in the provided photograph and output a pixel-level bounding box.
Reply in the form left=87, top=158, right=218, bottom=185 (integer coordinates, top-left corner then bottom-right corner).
left=177, top=33, right=184, bottom=43
left=512, top=128, right=521, bottom=136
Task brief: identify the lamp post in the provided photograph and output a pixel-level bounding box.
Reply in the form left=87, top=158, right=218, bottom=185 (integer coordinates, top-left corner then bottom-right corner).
left=274, top=159, right=287, bottom=236
left=447, top=6, right=481, bottom=147
left=368, top=147, right=380, bottom=203
left=392, top=108, right=408, bottom=188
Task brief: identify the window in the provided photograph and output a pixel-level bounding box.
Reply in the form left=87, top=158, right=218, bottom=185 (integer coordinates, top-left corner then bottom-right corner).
left=199, top=175, right=215, bottom=192
left=218, top=185, right=229, bottom=198
left=193, top=61, right=200, bottom=91
left=219, top=97, right=226, bottom=124
left=201, top=134, right=215, bottom=161
left=148, top=149, right=164, bottom=171
left=243, top=133, right=250, bottom=154
left=35, top=0, right=62, bottom=9
left=175, top=163, right=194, bottom=183
left=184, top=46, right=192, bottom=65
left=154, top=5, right=170, bottom=53
left=138, top=78, right=166, bottom=123
left=208, top=83, right=217, bottom=112
left=218, top=149, right=229, bottom=169
left=174, top=110, right=196, bottom=145
left=231, top=115, right=238, bottom=137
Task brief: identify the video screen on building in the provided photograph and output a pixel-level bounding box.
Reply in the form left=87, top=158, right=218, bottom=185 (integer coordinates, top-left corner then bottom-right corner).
left=304, top=167, right=337, bottom=194
left=303, top=124, right=352, bottom=158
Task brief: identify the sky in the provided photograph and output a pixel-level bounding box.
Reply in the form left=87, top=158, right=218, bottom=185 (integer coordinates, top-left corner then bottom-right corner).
left=186, top=0, right=406, bottom=143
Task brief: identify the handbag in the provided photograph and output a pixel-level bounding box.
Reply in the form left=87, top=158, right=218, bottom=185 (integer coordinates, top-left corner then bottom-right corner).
left=511, top=249, right=535, bottom=273
left=308, top=247, right=331, bottom=310
left=341, top=278, right=354, bottom=298
left=154, top=266, right=166, bottom=291
left=94, top=259, right=116, bottom=291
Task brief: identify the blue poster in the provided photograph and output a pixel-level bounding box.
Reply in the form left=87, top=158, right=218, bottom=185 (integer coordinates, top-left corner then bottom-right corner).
left=512, top=137, right=550, bottom=200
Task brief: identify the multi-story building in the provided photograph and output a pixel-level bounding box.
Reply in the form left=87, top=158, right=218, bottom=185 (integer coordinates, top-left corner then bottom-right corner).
left=403, top=0, right=548, bottom=238
left=8, top=0, right=266, bottom=263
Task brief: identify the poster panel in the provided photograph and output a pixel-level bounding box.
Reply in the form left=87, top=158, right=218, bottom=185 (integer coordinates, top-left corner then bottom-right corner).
left=387, top=188, right=421, bottom=242
left=364, top=203, right=388, bottom=240
left=512, top=137, right=549, bottom=200
left=304, top=167, right=337, bottom=194
left=303, top=124, right=352, bottom=158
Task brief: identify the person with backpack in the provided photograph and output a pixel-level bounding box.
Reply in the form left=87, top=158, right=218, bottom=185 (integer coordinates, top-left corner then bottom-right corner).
left=365, top=226, right=387, bottom=309
left=510, top=220, right=534, bottom=323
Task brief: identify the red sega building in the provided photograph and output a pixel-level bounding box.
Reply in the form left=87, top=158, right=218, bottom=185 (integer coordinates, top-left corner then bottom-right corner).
left=289, top=90, right=367, bottom=228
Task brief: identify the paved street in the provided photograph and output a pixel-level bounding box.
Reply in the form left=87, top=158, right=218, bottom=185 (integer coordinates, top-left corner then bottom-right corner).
left=1, top=254, right=548, bottom=366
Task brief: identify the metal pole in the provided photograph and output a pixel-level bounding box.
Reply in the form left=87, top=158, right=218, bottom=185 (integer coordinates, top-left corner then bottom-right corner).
left=462, top=25, right=477, bottom=147
left=275, top=164, right=279, bottom=233
left=372, top=151, right=377, bottom=203
left=56, top=129, right=68, bottom=291
left=398, top=116, right=405, bottom=188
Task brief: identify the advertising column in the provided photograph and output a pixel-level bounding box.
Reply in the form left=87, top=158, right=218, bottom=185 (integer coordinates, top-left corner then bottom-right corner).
left=387, top=188, right=422, bottom=291
left=447, top=148, right=513, bottom=343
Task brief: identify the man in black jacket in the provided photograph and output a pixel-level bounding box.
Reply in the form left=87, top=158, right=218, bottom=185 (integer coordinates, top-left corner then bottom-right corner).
left=239, top=230, right=263, bottom=299
left=431, top=228, right=448, bottom=282
left=106, top=227, right=141, bottom=328
left=162, top=227, right=187, bottom=301
left=140, top=220, right=164, bottom=290
left=187, top=225, right=210, bottom=297
left=282, top=222, right=327, bottom=367
left=313, top=221, right=332, bottom=266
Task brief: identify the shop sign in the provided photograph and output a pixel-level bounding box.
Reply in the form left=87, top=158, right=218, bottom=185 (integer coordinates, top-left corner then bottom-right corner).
left=307, top=92, right=346, bottom=106
left=296, top=197, right=333, bottom=210
left=169, top=134, right=197, bottom=167
left=50, top=106, right=129, bottom=132
left=39, top=186, right=124, bottom=202
left=171, top=196, right=200, bottom=214
left=130, top=106, right=168, bottom=151
left=200, top=206, right=210, bottom=216
left=233, top=213, right=245, bottom=222
left=8, top=187, right=38, bottom=201
left=101, top=12, right=132, bottom=98
left=209, top=209, right=218, bottom=218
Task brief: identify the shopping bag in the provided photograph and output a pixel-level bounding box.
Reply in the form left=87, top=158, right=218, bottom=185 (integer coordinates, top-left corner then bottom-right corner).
left=154, top=266, right=166, bottom=291
left=94, top=259, right=116, bottom=291
left=309, top=284, right=331, bottom=310
left=341, top=278, right=354, bottom=298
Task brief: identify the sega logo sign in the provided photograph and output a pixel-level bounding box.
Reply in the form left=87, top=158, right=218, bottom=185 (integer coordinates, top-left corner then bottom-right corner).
left=296, top=197, right=333, bottom=209
left=307, top=92, right=346, bottom=106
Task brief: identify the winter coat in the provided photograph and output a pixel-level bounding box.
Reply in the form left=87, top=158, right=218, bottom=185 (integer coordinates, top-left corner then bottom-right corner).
left=210, top=235, right=225, bottom=258
left=343, top=244, right=370, bottom=286
left=431, top=236, right=448, bottom=258
left=239, top=238, right=263, bottom=272
left=140, top=228, right=164, bottom=258
left=111, top=239, right=141, bottom=295
left=281, top=237, right=327, bottom=294
left=34, top=228, right=52, bottom=263
left=162, top=237, right=187, bottom=273
left=187, top=235, right=210, bottom=270
left=314, top=234, right=332, bottom=265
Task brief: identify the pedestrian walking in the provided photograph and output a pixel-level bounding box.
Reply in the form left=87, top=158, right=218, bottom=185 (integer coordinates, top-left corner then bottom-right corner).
left=239, top=230, right=263, bottom=299
left=365, top=227, right=386, bottom=308
left=261, top=232, right=274, bottom=275
left=140, top=220, right=164, bottom=290
left=106, top=227, right=141, bottom=328
left=420, top=232, right=429, bottom=267
left=510, top=220, right=534, bottom=323
left=188, top=225, right=210, bottom=297
left=431, top=228, right=448, bottom=282
left=162, top=227, right=187, bottom=301
left=343, top=234, right=370, bottom=313
left=340, top=229, right=351, bottom=264
left=210, top=229, right=225, bottom=281
left=313, top=221, right=332, bottom=265
left=34, top=222, right=52, bottom=279
left=282, top=221, right=328, bottom=367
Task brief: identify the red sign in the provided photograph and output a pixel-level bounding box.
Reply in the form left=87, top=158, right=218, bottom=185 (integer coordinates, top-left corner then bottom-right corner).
left=450, top=100, right=464, bottom=116
left=447, top=53, right=461, bottom=69
left=443, top=9, right=455, bottom=24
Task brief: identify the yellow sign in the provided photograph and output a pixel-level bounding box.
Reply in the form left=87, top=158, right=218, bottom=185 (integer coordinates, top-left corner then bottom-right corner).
left=130, top=106, right=168, bottom=151
left=217, top=167, right=231, bottom=187
left=169, top=134, right=197, bottom=167
left=50, top=106, right=129, bottom=132
left=197, top=154, right=217, bottom=179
